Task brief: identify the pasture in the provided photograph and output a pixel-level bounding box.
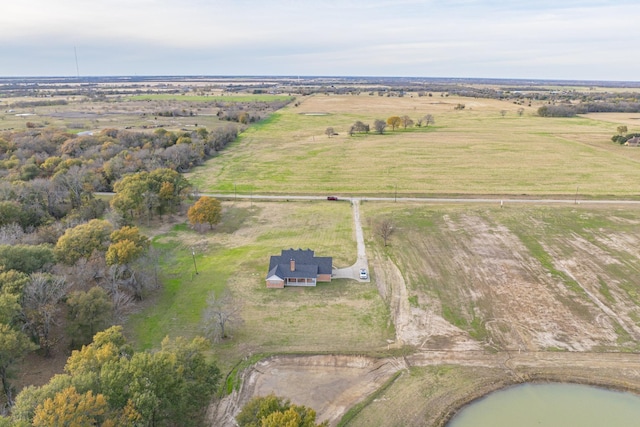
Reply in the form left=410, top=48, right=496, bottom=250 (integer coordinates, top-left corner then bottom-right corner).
left=187, top=93, right=640, bottom=197
left=128, top=201, right=393, bottom=370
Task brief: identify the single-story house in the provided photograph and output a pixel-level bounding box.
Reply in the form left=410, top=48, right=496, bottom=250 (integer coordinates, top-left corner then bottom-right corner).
left=266, top=248, right=332, bottom=288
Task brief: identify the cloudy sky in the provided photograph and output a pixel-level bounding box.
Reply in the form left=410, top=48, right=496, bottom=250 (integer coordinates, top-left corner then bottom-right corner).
left=1, top=0, right=638, bottom=80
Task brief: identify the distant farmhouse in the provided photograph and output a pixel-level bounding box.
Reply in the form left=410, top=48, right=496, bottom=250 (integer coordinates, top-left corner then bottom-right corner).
left=625, top=136, right=640, bottom=147
left=266, top=249, right=332, bottom=288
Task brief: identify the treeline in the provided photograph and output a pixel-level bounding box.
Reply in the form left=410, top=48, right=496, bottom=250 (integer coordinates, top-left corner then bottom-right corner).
left=538, top=101, right=640, bottom=117
left=0, top=123, right=243, bottom=416
left=2, top=326, right=220, bottom=426
left=8, top=99, right=68, bottom=108
left=0, top=124, right=237, bottom=186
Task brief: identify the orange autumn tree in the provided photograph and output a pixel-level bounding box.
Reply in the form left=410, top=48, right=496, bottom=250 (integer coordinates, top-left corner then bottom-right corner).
left=187, top=196, right=222, bottom=231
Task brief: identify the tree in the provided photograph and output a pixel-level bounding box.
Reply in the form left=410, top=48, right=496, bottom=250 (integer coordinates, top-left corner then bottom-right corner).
left=32, top=386, right=128, bottom=427
left=22, top=273, right=69, bottom=357
left=500, top=110, right=507, bottom=117
left=66, top=287, right=113, bottom=348
left=15, top=326, right=219, bottom=427
left=400, top=115, right=414, bottom=129
left=376, top=218, right=394, bottom=247
left=351, top=121, right=369, bottom=134
left=0, top=244, right=54, bottom=274
left=236, top=394, right=328, bottom=427
left=618, top=125, right=628, bottom=135
left=54, top=219, right=113, bottom=265
left=105, top=226, right=149, bottom=266
left=423, top=114, right=435, bottom=126
left=111, top=169, right=191, bottom=221
left=0, top=201, right=22, bottom=228
left=324, top=127, right=335, bottom=138
left=0, top=324, right=37, bottom=407
left=187, top=196, right=222, bottom=231
left=201, top=289, right=243, bottom=342
left=517, top=108, right=525, bottom=117
left=373, top=119, right=386, bottom=134
left=386, top=116, right=402, bottom=131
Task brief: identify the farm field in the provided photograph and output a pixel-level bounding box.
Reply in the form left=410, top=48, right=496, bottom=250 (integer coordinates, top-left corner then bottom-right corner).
left=188, top=93, right=640, bottom=197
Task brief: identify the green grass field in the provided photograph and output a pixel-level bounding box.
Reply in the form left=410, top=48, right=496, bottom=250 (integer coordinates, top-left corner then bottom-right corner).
left=187, top=94, right=640, bottom=197
left=127, top=201, right=393, bottom=370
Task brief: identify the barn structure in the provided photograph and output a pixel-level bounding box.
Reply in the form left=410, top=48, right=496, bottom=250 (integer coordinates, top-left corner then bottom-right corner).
left=265, top=248, right=332, bottom=288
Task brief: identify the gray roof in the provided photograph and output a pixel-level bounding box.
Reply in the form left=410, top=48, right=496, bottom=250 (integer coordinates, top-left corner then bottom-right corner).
left=266, top=248, right=332, bottom=280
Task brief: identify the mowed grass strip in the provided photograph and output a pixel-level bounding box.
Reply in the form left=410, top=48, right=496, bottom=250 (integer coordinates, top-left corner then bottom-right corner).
left=126, top=201, right=393, bottom=369
left=187, top=93, right=640, bottom=196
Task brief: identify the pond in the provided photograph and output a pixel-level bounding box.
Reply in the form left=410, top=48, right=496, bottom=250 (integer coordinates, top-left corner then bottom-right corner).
left=447, top=383, right=640, bottom=427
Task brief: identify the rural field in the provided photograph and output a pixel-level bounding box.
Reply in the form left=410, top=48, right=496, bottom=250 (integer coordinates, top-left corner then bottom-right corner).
left=118, top=91, right=640, bottom=426
left=187, top=92, right=640, bottom=197
left=7, top=84, right=640, bottom=425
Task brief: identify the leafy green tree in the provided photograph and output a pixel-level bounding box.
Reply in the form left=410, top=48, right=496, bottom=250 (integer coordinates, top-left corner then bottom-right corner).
left=0, top=201, right=23, bottom=228
left=0, top=293, right=20, bottom=324
left=236, top=394, right=327, bottom=427
left=54, top=219, right=113, bottom=265
left=111, top=168, right=190, bottom=221
left=0, top=270, right=28, bottom=300
left=617, top=125, right=628, bottom=135
left=187, top=196, right=222, bottom=231
left=0, top=244, right=55, bottom=274
left=66, top=287, right=113, bottom=348
left=13, top=326, right=220, bottom=427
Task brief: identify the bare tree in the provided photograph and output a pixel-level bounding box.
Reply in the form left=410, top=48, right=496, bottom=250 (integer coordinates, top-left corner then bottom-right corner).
left=517, top=108, right=525, bottom=117
left=401, top=115, right=414, bottom=129
left=423, top=114, right=435, bottom=126
left=373, top=119, right=386, bottom=134
left=201, top=290, right=243, bottom=343
left=500, top=110, right=507, bottom=117
left=376, top=219, right=394, bottom=247
left=325, top=127, right=335, bottom=138
left=22, top=273, right=69, bottom=357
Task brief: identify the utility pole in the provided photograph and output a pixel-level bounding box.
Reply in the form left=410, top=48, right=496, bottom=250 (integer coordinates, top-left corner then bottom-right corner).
left=192, top=250, right=198, bottom=275
left=395, top=184, right=397, bottom=202
left=575, top=186, right=579, bottom=204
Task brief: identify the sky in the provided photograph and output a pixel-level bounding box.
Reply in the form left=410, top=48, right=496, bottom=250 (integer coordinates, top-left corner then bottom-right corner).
left=1, top=0, right=639, bottom=81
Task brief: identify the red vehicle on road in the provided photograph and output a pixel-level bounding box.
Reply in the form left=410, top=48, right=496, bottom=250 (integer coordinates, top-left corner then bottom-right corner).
left=327, top=196, right=338, bottom=201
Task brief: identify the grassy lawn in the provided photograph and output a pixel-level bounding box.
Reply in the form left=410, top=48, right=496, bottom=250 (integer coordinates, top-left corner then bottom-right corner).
left=187, top=93, right=640, bottom=197
left=126, top=200, right=393, bottom=370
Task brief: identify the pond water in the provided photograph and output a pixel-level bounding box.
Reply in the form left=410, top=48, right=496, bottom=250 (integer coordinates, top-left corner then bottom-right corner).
left=447, top=383, right=640, bottom=427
